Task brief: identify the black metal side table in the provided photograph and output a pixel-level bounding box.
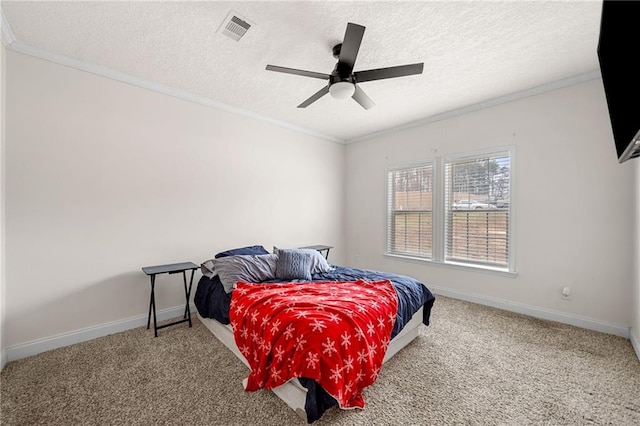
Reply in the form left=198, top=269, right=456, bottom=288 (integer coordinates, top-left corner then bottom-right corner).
left=300, top=245, right=334, bottom=260
left=142, top=262, right=199, bottom=337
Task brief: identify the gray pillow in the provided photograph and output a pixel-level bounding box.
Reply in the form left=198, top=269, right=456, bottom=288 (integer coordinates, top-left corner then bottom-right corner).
left=273, top=247, right=333, bottom=274
left=212, top=254, right=278, bottom=293
left=275, top=249, right=313, bottom=281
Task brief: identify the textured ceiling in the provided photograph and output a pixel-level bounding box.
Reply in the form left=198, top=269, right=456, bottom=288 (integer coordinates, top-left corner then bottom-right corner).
left=1, top=1, right=604, bottom=142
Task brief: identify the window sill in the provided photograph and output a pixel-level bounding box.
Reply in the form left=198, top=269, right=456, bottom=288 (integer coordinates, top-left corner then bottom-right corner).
left=383, top=253, right=518, bottom=278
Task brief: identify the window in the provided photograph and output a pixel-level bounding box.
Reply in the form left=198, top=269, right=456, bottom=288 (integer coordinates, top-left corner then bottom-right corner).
left=445, top=150, right=511, bottom=269
left=386, top=164, right=433, bottom=258
left=386, top=147, right=514, bottom=272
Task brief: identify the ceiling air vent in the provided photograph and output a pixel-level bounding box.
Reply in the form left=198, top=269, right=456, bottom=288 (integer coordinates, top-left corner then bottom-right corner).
left=219, top=12, right=252, bottom=41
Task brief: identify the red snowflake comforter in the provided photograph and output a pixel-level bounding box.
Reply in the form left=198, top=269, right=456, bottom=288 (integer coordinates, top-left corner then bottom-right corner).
left=229, top=279, right=399, bottom=409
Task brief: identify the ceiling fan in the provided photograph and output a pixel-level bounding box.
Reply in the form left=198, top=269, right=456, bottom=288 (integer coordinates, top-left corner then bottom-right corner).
left=266, top=23, right=424, bottom=110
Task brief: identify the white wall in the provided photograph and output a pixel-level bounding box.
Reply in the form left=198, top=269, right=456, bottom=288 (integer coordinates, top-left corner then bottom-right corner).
left=4, top=47, right=637, bottom=362
left=346, top=79, right=635, bottom=335
left=4, top=51, right=345, bottom=353
left=1, top=42, right=6, bottom=368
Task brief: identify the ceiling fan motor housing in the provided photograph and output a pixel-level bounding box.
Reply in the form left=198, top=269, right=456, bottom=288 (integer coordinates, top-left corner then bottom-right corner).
left=330, top=73, right=355, bottom=85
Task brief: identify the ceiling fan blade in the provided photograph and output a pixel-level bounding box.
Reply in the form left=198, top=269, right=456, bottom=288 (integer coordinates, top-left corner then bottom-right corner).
left=298, top=85, right=330, bottom=108
left=354, top=63, right=424, bottom=83
left=337, top=23, right=365, bottom=75
left=352, top=84, right=375, bottom=110
left=266, top=65, right=331, bottom=80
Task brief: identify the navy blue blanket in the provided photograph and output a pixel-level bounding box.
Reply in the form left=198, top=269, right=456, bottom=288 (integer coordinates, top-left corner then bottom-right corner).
left=194, top=266, right=435, bottom=422
left=310, top=266, right=435, bottom=337
left=194, top=274, right=231, bottom=324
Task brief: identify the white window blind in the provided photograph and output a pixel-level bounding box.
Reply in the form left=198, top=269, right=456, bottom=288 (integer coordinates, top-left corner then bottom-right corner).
left=444, top=151, right=511, bottom=268
left=386, top=164, right=433, bottom=258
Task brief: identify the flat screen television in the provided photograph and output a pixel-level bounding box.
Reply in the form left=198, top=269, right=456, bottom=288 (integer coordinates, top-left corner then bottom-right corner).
left=597, top=0, right=640, bottom=163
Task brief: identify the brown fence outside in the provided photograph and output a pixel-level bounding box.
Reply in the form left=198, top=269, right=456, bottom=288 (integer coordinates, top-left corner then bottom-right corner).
left=390, top=211, right=433, bottom=257
left=392, top=191, right=433, bottom=210
left=389, top=210, right=508, bottom=266
left=447, top=210, right=508, bottom=265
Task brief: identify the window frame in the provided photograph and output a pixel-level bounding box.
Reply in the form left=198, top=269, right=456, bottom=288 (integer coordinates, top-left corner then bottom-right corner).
left=385, top=146, right=516, bottom=274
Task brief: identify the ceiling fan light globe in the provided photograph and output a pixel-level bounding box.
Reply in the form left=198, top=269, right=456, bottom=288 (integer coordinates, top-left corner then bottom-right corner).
left=329, top=82, right=356, bottom=99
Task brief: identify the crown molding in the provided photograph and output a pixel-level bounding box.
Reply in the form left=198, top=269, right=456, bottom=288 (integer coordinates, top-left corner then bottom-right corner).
left=4, top=39, right=344, bottom=144
left=0, top=6, right=15, bottom=47
left=345, top=70, right=603, bottom=144
left=2, top=10, right=603, bottom=147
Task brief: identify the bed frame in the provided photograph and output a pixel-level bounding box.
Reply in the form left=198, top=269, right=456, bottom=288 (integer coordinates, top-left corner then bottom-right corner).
left=197, top=306, right=424, bottom=422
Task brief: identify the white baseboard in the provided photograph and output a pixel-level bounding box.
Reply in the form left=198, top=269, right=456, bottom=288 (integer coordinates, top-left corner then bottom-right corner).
left=429, top=286, right=630, bottom=338
left=5, top=304, right=197, bottom=364
left=1, top=348, right=7, bottom=370
left=631, top=328, right=640, bottom=362
left=5, top=293, right=636, bottom=365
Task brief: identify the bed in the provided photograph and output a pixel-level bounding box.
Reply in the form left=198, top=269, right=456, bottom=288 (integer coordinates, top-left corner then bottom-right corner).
left=194, top=245, right=435, bottom=423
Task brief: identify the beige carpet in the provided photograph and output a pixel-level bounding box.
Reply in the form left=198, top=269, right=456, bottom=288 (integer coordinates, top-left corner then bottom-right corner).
left=2, top=296, right=639, bottom=425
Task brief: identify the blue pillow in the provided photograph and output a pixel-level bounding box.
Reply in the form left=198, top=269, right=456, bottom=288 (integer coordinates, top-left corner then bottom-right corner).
left=275, top=249, right=313, bottom=281
left=214, top=245, right=269, bottom=259
left=273, top=247, right=332, bottom=274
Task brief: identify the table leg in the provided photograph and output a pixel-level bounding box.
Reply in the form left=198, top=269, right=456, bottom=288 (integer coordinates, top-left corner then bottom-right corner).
left=150, top=275, right=158, bottom=337
left=147, top=277, right=153, bottom=330
left=147, top=274, right=156, bottom=330
left=182, top=269, right=194, bottom=327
